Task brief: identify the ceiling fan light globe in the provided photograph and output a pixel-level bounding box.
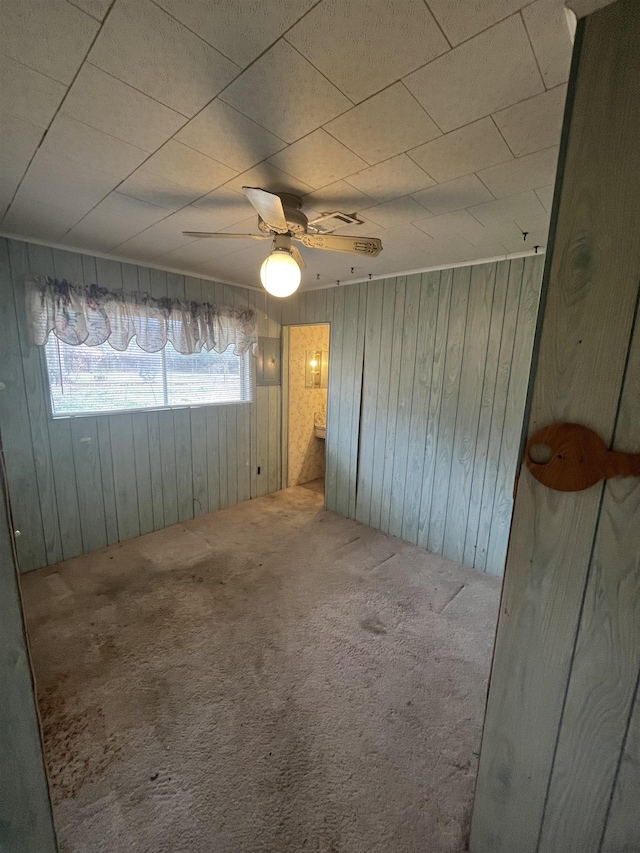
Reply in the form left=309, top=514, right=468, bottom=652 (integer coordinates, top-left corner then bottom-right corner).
left=260, top=250, right=301, bottom=298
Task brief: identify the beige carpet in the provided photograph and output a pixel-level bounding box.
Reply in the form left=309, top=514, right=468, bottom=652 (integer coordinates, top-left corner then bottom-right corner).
left=21, top=486, right=500, bottom=853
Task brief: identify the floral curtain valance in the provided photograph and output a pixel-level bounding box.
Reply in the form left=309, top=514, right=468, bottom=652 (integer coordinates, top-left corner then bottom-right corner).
left=25, top=275, right=258, bottom=357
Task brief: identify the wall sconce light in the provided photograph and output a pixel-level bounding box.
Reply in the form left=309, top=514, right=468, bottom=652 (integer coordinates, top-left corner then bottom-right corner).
left=305, top=350, right=328, bottom=389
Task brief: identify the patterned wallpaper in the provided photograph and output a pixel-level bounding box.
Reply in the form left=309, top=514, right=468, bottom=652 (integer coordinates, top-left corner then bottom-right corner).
left=288, top=324, right=330, bottom=486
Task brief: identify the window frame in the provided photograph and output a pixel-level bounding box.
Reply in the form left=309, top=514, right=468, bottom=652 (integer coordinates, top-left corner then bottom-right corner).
left=40, top=338, right=253, bottom=420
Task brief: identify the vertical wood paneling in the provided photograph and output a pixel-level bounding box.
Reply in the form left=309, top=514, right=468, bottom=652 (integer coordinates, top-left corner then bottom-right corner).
left=462, top=261, right=509, bottom=567
left=601, top=686, right=640, bottom=852
left=7, top=241, right=61, bottom=565
left=1, top=239, right=283, bottom=570
left=132, top=414, right=154, bottom=535
left=473, top=259, right=521, bottom=573
left=355, top=280, right=383, bottom=526
left=70, top=417, right=108, bottom=552
left=336, top=284, right=360, bottom=518
left=96, top=416, right=118, bottom=545
left=146, top=411, right=165, bottom=531
left=388, top=274, right=420, bottom=537
left=471, top=4, right=640, bottom=849
left=379, top=277, right=406, bottom=533
left=348, top=284, right=366, bottom=518
left=417, top=269, right=452, bottom=551
left=325, top=287, right=344, bottom=512
left=0, top=240, right=47, bottom=570
left=158, top=410, right=179, bottom=526
left=108, top=414, right=140, bottom=541
left=338, top=257, right=543, bottom=576
left=443, top=263, right=495, bottom=563
left=173, top=407, right=193, bottom=522
left=190, top=407, right=208, bottom=517
left=205, top=407, right=220, bottom=512
left=267, top=387, right=280, bottom=495
left=428, top=266, right=470, bottom=555
left=3, top=233, right=542, bottom=577
left=485, top=255, right=541, bottom=575
left=400, top=271, right=440, bottom=544
left=537, top=290, right=640, bottom=851
left=368, top=280, right=397, bottom=530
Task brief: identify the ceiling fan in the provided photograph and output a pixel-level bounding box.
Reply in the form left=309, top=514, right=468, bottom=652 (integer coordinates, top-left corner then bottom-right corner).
left=183, top=187, right=383, bottom=297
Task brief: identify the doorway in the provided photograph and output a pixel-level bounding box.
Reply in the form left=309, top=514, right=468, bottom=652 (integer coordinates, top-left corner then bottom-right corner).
left=282, top=324, right=330, bottom=496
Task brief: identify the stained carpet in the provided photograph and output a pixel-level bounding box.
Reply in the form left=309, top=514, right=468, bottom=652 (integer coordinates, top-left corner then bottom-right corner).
left=21, top=486, right=500, bottom=853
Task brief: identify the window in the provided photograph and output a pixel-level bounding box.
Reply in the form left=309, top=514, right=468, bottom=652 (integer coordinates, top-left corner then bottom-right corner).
left=44, top=336, right=251, bottom=418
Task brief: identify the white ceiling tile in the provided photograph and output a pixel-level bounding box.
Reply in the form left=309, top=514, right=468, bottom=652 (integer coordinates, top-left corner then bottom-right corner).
left=302, top=181, right=376, bottom=216
left=468, top=190, right=548, bottom=226
left=267, top=130, right=367, bottom=190
left=189, top=187, right=252, bottom=230
left=158, top=233, right=262, bottom=268
left=0, top=112, right=45, bottom=162
left=225, top=161, right=313, bottom=198
left=510, top=198, right=551, bottom=229
left=420, top=235, right=476, bottom=265
left=0, top=56, right=67, bottom=128
left=324, top=83, right=441, bottom=166
left=10, top=149, right=118, bottom=216
left=379, top=244, right=434, bottom=271
left=377, top=222, right=435, bottom=248
left=427, top=0, right=529, bottom=46
left=153, top=0, right=317, bottom=67
left=522, top=0, right=574, bottom=88
left=118, top=168, right=203, bottom=212
left=61, top=64, right=187, bottom=152
left=175, top=100, right=287, bottom=172
left=64, top=192, right=169, bottom=251
left=345, top=154, right=435, bottom=203
left=404, top=15, right=544, bottom=131
left=493, top=85, right=567, bottom=157
left=477, top=146, right=559, bottom=197
left=408, top=118, right=512, bottom=184
left=412, top=174, right=494, bottom=215
left=413, top=209, right=488, bottom=242
left=68, top=0, right=115, bottom=21
left=535, top=185, right=555, bottom=212
left=362, top=196, right=431, bottom=230
left=115, top=206, right=219, bottom=259
left=3, top=199, right=84, bottom=241
left=219, top=215, right=265, bottom=236
left=0, top=0, right=99, bottom=84
left=500, top=228, right=549, bottom=253
left=286, top=0, right=448, bottom=104
left=141, top=140, right=237, bottom=195
left=40, top=114, right=149, bottom=179
left=462, top=242, right=511, bottom=261
left=88, top=0, right=240, bottom=117
left=0, top=113, right=44, bottom=217
left=462, top=219, right=525, bottom=247
left=219, top=40, right=352, bottom=143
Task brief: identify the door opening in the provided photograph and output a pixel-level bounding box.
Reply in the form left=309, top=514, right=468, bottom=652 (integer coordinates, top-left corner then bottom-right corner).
left=282, top=324, right=330, bottom=500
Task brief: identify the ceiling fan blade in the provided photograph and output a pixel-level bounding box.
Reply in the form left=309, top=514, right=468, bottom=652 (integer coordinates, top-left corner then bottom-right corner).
left=290, top=245, right=306, bottom=269
left=182, top=232, right=268, bottom=239
left=296, top=234, right=383, bottom=257
left=242, top=187, right=288, bottom=233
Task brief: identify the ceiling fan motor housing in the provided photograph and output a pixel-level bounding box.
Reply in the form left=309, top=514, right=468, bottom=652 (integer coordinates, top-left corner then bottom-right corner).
left=257, top=193, right=308, bottom=236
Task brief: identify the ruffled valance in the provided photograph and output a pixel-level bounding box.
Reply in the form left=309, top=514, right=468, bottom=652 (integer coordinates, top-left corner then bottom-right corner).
left=25, top=275, right=257, bottom=356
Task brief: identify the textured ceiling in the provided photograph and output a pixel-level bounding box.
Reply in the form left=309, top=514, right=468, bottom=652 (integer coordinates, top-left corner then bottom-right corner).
left=0, top=0, right=573, bottom=289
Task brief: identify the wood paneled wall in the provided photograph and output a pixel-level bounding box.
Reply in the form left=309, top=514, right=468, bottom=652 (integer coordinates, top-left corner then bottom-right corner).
left=287, top=255, right=544, bottom=577
left=0, top=237, right=283, bottom=572
left=471, top=1, right=640, bottom=850
left=0, top=461, right=57, bottom=851
left=0, top=236, right=542, bottom=577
